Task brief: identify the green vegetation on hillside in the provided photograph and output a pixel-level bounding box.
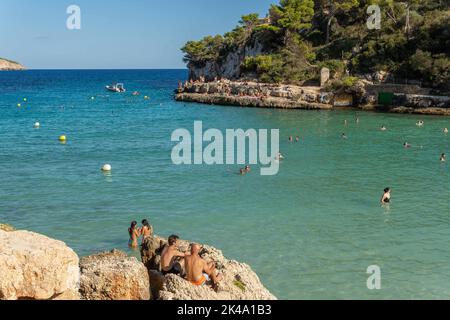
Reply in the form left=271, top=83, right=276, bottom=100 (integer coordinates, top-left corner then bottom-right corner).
left=182, top=0, right=449, bottom=90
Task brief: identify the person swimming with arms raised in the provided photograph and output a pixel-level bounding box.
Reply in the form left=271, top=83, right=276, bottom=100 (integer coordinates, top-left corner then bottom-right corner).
left=381, top=188, right=391, bottom=204
left=128, top=221, right=141, bottom=249
left=184, top=243, right=223, bottom=289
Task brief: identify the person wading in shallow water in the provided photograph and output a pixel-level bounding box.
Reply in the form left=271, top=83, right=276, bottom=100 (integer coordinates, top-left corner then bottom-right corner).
left=128, top=221, right=140, bottom=249
left=381, top=188, right=391, bottom=204
left=184, top=244, right=223, bottom=289
left=141, top=219, right=153, bottom=244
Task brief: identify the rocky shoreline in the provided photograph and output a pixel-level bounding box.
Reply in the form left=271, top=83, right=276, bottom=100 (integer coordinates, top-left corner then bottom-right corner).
left=175, top=80, right=450, bottom=116
left=0, top=58, right=25, bottom=71
left=0, top=224, right=276, bottom=300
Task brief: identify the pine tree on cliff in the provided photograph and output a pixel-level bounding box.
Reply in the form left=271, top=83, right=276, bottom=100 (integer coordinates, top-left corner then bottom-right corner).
left=269, top=0, right=315, bottom=45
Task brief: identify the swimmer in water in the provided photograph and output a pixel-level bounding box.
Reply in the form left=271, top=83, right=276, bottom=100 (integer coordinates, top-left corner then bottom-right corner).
left=381, top=188, right=391, bottom=204
left=289, top=136, right=293, bottom=142
left=275, top=152, right=284, bottom=161
left=128, top=221, right=140, bottom=249
left=240, top=168, right=246, bottom=175
left=443, top=128, right=449, bottom=134
left=245, top=165, right=251, bottom=173
left=296, top=136, right=300, bottom=142
left=342, top=133, right=348, bottom=139
left=416, top=120, right=424, bottom=127
left=440, top=153, right=446, bottom=162
left=403, top=142, right=411, bottom=148
left=381, top=125, right=387, bottom=131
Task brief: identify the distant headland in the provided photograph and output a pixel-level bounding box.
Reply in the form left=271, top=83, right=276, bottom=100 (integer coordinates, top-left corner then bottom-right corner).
left=0, top=58, right=25, bottom=71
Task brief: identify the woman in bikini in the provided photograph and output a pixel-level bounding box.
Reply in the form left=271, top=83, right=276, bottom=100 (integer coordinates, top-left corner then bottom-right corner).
left=128, top=221, right=141, bottom=249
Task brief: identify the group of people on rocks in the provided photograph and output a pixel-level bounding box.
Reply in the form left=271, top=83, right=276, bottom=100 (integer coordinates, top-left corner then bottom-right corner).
left=128, top=221, right=223, bottom=289
left=178, top=76, right=275, bottom=100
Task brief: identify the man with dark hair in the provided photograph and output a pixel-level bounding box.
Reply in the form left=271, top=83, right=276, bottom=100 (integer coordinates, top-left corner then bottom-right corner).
left=140, top=219, right=153, bottom=244
left=160, top=235, right=186, bottom=275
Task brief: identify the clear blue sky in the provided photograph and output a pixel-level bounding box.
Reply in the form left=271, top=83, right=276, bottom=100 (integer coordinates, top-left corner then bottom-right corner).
left=0, top=0, right=277, bottom=69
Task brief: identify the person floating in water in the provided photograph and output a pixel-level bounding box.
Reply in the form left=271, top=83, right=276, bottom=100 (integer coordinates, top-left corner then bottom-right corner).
left=403, top=142, right=411, bottom=148
left=440, top=153, right=446, bottom=162
left=381, top=188, right=391, bottom=204
left=342, top=133, right=348, bottom=139
left=141, top=219, right=153, bottom=244
left=275, top=152, right=284, bottom=161
left=184, top=243, right=223, bottom=288
left=381, top=125, right=387, bottom=131
left=128, top=221, right=141, bottom=249
left=160, top=235, right=187, bottom=276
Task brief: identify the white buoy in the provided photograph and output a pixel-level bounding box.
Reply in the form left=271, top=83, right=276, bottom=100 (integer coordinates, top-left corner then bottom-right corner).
left=102, top=164, right=112, bottom=172
left=34, top=122, right=40, bottom=128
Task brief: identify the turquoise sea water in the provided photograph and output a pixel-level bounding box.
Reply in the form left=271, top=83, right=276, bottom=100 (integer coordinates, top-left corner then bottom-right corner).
left=1, top=70, right=450, bottom=300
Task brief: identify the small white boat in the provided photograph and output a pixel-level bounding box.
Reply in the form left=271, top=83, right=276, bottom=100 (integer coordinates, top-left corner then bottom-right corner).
left=106, top=83, right=126, bottom=93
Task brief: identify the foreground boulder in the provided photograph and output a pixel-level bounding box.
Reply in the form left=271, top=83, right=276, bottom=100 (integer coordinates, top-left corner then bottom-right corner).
left=79, top=249, right=150, bottom=300
left=141, top=236, right=276, bottom=300
left=0, top=230, right=80, bottom=300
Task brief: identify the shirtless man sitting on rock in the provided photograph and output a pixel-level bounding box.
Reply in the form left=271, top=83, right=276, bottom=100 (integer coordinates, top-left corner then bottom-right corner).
left=160, top=235, right=186, bottom=275
left=184, top=243, right=223, bottom=288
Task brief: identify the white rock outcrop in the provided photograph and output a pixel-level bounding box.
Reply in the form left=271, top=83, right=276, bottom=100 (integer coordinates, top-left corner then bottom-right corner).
left=0, top=230, right=80, bottom=300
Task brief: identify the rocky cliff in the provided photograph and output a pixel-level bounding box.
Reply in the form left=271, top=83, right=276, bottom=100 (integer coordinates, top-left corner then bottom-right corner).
left=0, top=58, right=25, bottom=71
left=188, top=38, right=264, bottom=81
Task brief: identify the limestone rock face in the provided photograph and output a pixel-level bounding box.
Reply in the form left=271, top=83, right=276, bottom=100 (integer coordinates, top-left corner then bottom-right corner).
left=141, top=236, right=276, bottom=300
left=79, top=249, right=150, bottom=300
left=188, top=38, right=264, bottom=81
left=0, top=230, right=80, bottom=300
